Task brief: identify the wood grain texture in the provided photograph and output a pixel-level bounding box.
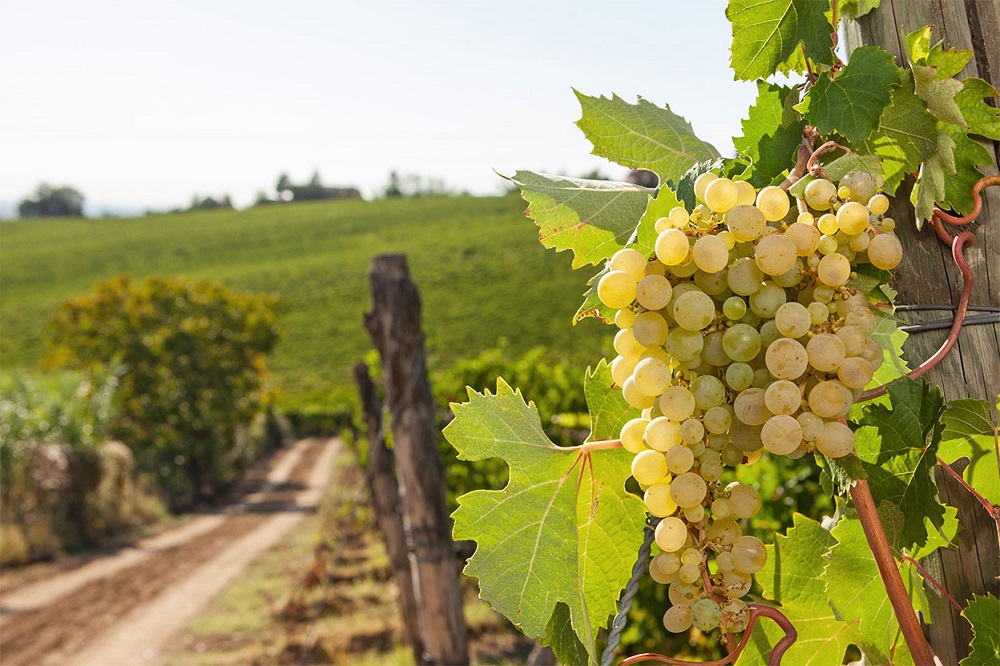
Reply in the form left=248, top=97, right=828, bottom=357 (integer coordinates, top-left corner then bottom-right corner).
left=844, top=2, right=1000, bottom=663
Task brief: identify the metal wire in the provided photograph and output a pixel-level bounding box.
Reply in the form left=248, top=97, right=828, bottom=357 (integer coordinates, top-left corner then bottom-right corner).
left=601, top=516, right=662, bottom=666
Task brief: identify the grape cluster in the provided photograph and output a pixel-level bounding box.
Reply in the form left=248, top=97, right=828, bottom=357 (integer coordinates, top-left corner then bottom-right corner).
left=599, top=170, right=900, bottom=635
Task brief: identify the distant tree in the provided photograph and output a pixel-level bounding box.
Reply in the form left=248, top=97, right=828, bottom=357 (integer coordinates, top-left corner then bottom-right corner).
left=579, top=168, right=610, bottom=181
left=384, top=171, right=403, bottom=198
left=18, top=183, right=85, bottom=218
left=188, top=194, right=234, bottom=211
left=276, top=173, right=292, bottom=200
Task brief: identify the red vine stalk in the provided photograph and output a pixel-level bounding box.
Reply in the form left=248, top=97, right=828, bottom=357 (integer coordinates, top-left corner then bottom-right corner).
left=849, top=479, right=938, bottom=665
left=898, top=552, right=963, bottom=613
left=617, top=603, right=796, bottom=666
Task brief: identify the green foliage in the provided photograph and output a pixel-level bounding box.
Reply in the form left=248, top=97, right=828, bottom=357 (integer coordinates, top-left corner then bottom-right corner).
left=574, top=91, right=720, bottom=182
left=726, top=0, right=834, bottom=81
left=44, top=275, right=284, bottom=506
left=938, top=396, right=1000, bottom=506
left=507, top=170, right=655, bottom=269
left=962, top=594, right=1000, bottom=666
left=18, top=183, right=85, bottom=218
left=446, top=367, right=645, bottom=665
left=734, top=83, right=806, bottom=186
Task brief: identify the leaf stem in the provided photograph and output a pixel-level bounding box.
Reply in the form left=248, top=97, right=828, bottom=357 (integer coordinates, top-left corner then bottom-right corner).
left=849, top=479, right=938, bottom=665
left=935, top=455, right=1000, bottom=544
left=806, top=140, right=850, bottom=179
left=897, top=551, right=963, bottom=612
left=576, top=438, right=622, bottom=453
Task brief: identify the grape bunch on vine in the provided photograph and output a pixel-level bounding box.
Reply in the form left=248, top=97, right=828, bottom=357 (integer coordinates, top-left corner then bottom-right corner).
left=444, top=2, right=1000, bottom=665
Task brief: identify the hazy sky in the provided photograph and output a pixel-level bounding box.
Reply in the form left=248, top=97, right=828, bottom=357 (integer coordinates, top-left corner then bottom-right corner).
left=3, top=1, right=760, bottom=212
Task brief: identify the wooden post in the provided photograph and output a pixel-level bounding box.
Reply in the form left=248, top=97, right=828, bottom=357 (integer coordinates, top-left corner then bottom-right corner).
left=364, top=254, right=469, bottom=666
left=844, top=5, right=1000, bottom=663
left=352, top=362, right=424, bottom=663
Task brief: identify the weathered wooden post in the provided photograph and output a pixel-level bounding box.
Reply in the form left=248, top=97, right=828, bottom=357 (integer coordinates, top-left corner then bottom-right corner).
left=364, top=254, right=469, bottom=665
left=352, top=362, right=424, bottom=662
left=845, top=6, right=1000, bottom=662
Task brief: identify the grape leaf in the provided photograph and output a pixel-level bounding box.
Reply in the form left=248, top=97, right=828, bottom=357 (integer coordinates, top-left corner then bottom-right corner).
left=446, top=374, right=646, bottom=664
left=855, top=378, right=948, bottom=552
left=962, top=594, right=1000, bottom=666
left=726, top=0, right=835, bottom=81
left=733, top=82, right=806, bottom=187
left=797, top=46, right=900, bottom=143
left=823, top=153, right=883, bottom=184
left=939, top=123, right=994, bottom=215
left=584, top=359, right=637, bottom=441
left=826, top=513, right=931, bottom=666
left=575, top=265, right=615, bottom=325
left=858, top=76, right=938, bottom=194
left=736, top=514, right=854, bottom=666
left=544, top=603, right=588, bottom=666
left=912, top=65, right=966, bottom=127
left=910, top=129, right=956, bottom=225
left=938, top=396, right=1000, bottom=506
left=672, top=158, right=730, bottom=211
left=956, top=78, right=1000, bottom=139
left=507, top=170, right=652, bottom=269
left=574, top=92, right=719, bottom=182
left=909, top=504, right=959, bottom=560
left=839, top=0, right=881, bottom=21
left=904, top=24, right=973, bottom=81
left=869, top=311, right=909, bottom=389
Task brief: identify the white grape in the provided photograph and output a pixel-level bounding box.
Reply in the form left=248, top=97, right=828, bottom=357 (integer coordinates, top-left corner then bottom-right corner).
left=807, top=333, right=846, bottom=372
left=785, top=222, right=821, bottom=256
left=631, top=311, right=670, bottom=347
left=670, top=472, right=708, bottom=508
left=620, top=417, right=650, bottom=453
left=838, top=356, right=874, bottom=389
left=731, top=535, right=767, bottom=574
left=836, top=201, right=870, bottom=235
left=636, top=274, right=673, bottom=310
left=660, top=385, right=697, bottom=421
left=692, top=234, right=730, bottom=273
left=804, top=178, right=837, bottom=210
left=611, top=354, right=637, bottom=387
left=774, top=302, right=812, bottom=338
left=665, top=444, right=695, bottom=474
left=756, top=186, right=791, bottom=221
left=869, top=193, right=889, bottom=215
left=650, top=552, right=680, bottom=584
left=645, top=416, right=683, bottom=452
left=817, top=252, right=851, bottom=287
left=622, top=376, right=656, bottom=409
left=632, top=356, right=673, bottom=396
left=748, top=282, right=786, bottom=318
left=815, top=420, right=856, bottom=457
left=726, top=482, right=762, bottom=519
left=725, top=362, right=754, bottom=391
left=614, top=308, right=636, bottom=329
left=761, top=414, right=803, bottom=455
left=690, top=598, right=722, bottom=632
left=722, top=323, right=762, bottom=362
left=754, top=234, right=798, bottom=276
left=691, top=375, right=726, bottom=409
left=597, top=270, right=636, bottom=309
left=764, top=379, right=802, bottom=415
left=868, top=232, right=902, bottom=270
left=694, top=172, right=719, bottom=202
left=631, top=449, right=668, bottom=484
left=656, top=229, right=690, bottom=266
left=733, top=387, right=771, bottom=426
left=765, top=338, right=809, bottom=380
left=614, top=328, right=645, bottom=358
left=727, top=257, right=765, bottom=296
left=734, top=180, right=757, bottom=206
left=798, top=411, right=825, bottom=441
left=644, top=482, right=678, bottom=517
left=655, top=516, right=689, bottom=552
left=726, top=204, right=766, bottom=242
left=662, top=605, right=693, bottom=633
left=674, top=290, right=716, bottom=331
left=679, top=418, right=705, bottom=445
left=609, top=248, right=648, bottom=282
left=808, top=380, right=850, bottom=418
left=683, top=504, right=706, bottom=522
left=703, top=406, right=733, bottom=434
left=706, top=519, right=742, bottom=546
left=836, top=325, right=868, bottom=356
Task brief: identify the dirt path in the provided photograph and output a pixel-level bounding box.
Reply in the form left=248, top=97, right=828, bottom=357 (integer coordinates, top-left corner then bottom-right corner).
left=0, top=437, right=341, bottom=666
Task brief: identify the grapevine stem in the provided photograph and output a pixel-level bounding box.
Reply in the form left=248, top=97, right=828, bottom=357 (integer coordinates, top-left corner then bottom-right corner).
left=936, top=455, right=1000, bottom=543
left=932, top=175, right=1000, bottom=227
left=849, top=479, right=938, bottom=665
left=898, top=552, right=963, bottom=613
left=858, top=230, right=975, bottom=402
left=575, top=438, right=622, bottom=453
left=780, top=139, right=815, bottom=191
left=616, top=603, right=796, bottom=666
left=806, top=141, right=851, bottom=179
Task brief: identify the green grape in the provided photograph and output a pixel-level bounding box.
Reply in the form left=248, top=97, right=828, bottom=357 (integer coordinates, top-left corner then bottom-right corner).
left=609, top=248, right=648, bottom=281
left=734, top=387, right=771, bottom=426
left=868, top=193, right=889, bottom=215
left=694, top=172, right=719, bottom=202
left=764, top=379, right=801, bottom=416
left=690, top=598, right=722, bottom=632
left=614, top=328, right=645, bottom=358
left=632, top=449, right=668, bottom=485
left=761, top=414, right=803, bottom=455
left=807, top=333, right=846, bottom=372
left=632, top=356, right=673, bottom=396
left=765, top=338, right=808, bottom=380
left=774, top=302, right=812, bottom=338
left=868, top=232, right=902, bottom=269
left=836, top=201, right=870, bottom=235
left=785, top=222, right=821, bottom=256
left=597, top=270, right=636, bottom=309
left=748, top=282, right=786, bottom=318
left=649, top=551, right=680, bottom=583
left=759, top=320, right=782, bottom=349
left=656, top=229, right=690, bottom=266
left=655, top=516, right=689, bottom=552
left=692, top=234, right=730, bottom=273
left=674, top=290, right=716, bottom=331
left=838, top=356, right=874, bottom=389
left=727, top=257, right=765, bottom=296
left=645, top=416, right=683, bottom=452
left=723, top=296, right=747, bottom=320
left=679, top=418, right=705, bottom=445
left=693, top=268, right=729, bottom=296
left=722, top=323, right=762, bottom=362
left=667, top=328, right=704, bottom=361
left=815, top=420, right=856, bottom=457
left=645, top=482, right=678, bottom=517
left=703, top=406, right=733, bottom=434
left=725, top=204, right=766, bottom=242
left=755, top=186, right=790, bottom=221
left=632, top=311, right=670, bottom=347
left=730, top=419, right=763, bottom=452
left=817, top=252, right=851, bottom=287
left=754, top=233, right=798, bottom=276
left=662, top=605, right=692, bottom=632
left=660, top=385, right=697, bottom=421
left=731, top=535, right=767, bottom=574
left=721, top=444, right=744, bottom=466
left=704, top=177, right=739, bottom=213
left=620, top=417, right=650, bottom=453
left=725, top=362, right=754, bottom=391
left=670, top=472, right=708, bottom=508
left=734, top=180, right=756, bottom=206
left=808, top=380, right=850, bottom=418
left=691, top=375, right=726, bottom=409
left=804, top=178, right=837, bottom=210
left=614, top=308, right=636, bottom=329
left=702, top=331, right=730, bottom=366
left=636, top=274, right=673, bottom=310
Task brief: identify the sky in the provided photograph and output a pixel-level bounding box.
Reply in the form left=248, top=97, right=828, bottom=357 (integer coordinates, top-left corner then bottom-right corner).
left=2, top=1, right=761, bottom=214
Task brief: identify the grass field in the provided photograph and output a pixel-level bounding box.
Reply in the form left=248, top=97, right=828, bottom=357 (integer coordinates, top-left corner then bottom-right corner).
left=0, top=195, right=606, bottom=411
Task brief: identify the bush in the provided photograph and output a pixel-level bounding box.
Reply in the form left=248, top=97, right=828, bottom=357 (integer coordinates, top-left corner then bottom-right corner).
left=44, top=275, right=286, bottom=507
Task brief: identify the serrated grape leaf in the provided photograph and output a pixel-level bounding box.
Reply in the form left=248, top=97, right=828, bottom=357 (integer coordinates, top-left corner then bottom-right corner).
left=936, top=78, right=1000, bottom=215
left=584, top=359, right=637, bottom=441
left=736, top=514, right=855, bottom=666
left=956, top=78, right=1000, bottom=139
left=839, top=0, right=881, bottom=21
left=824, top=153, right=884, bottom=184
left=858, top=76, right=938, bottom=194
left=446, top=375, right=647, bottom=664
left=938, top=397, right=1000, bottom=506
left=855, top=378, right=947, bottom=551
left=508, top=170, right=652, bottom=269
left=797, top=46, right=900, bottom=143
left=817, top=451, right=868, bottom=496
left=544, top=603, right=589, bottom=666
left=726, top=0, right=835, bottom=81
left=904, top=24, right=973, bottom=81
left=962, top=594, right=1000, bottom=666
left=912, top=65, right=966, bottom=127
left=734, top=82, right=806, bottom=187
left=911, top=129, right=956, bottom=225
left=826, top=513, right=931, bottom=666
left=575, top=265, right=616, bottom=325
left=909, top=504, right=959, bottom=560
left=574, top=91, right=719, bottom=182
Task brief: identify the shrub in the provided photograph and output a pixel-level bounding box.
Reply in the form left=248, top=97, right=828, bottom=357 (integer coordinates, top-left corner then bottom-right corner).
left=44, top=275, right=286, bottom=507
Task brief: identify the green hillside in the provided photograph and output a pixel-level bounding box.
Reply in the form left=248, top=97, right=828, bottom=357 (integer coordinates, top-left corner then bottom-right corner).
left=0, top=195, right=606, bottom=410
